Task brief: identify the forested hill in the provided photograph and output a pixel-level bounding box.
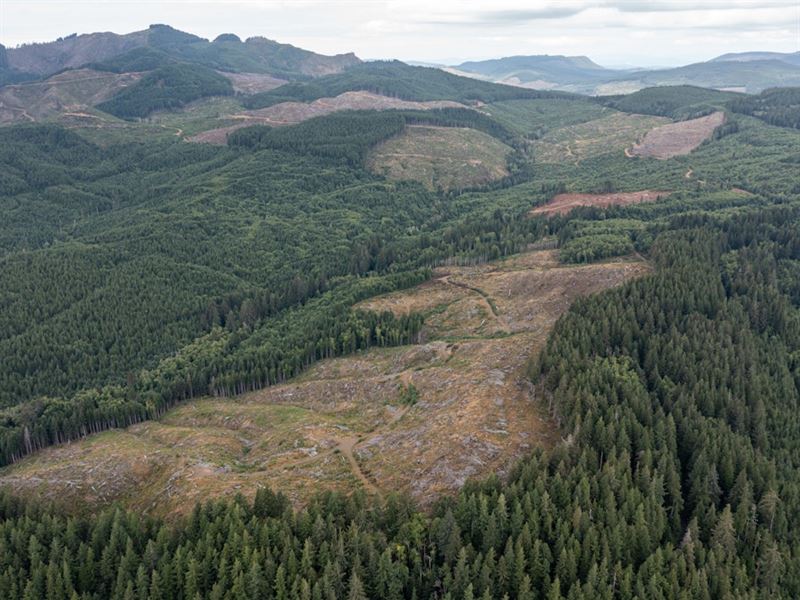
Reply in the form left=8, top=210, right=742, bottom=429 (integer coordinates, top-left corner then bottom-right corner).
left=96, top=64, right=234, bottom=118
left=729, top=87, right=800, bottom=129
left=242, top=61, right=567, bottom=109
left=598, top=85, right=741, bottom=119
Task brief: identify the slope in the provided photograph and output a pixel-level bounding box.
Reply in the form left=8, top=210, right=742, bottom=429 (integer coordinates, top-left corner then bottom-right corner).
left=4, top=24, right=360, bottom=80
left=0, top=249, right=647, bottom=516
left=366, top=125, right=512, bottom=191
left=453, top=54, right=622, bottom=91
left=242, top=61, right=567, bottom=110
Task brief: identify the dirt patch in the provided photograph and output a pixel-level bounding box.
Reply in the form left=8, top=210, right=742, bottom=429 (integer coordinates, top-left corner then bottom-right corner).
left=187, top=91, right=468, bottom=144
left=0, top=68, right=142, bottom=124
left=631, top=111, right=725, bottom=159
left=0, top=250, right=649, bottom=518
left=220, top=71, right=287, bottom=94
left=530, top=190, right=671, bottom=216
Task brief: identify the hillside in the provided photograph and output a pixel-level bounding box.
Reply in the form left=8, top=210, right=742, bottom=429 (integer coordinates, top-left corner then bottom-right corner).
left=453, top=54, right=622, bottom=90
left=3, top=24, right=360, bottom=80
left=599, top=85, right=740, bottom=118
left=451, top=53, right=800, bottom=95
left=3, top=22, right=800, bottom=597
left=367, top=125, right=513, bottom=191
left=0, top=68, right=142, bottom=123
left=607, top=58, right=800, bottom=94
left=729, top=87, right=800, bottom=129
left=242, top=61, right=566, bottom=110
left=95, top=63, right=234, bottom=118
left=0, top=250, right=647, bottom=515
left=712, top=51, right=800, bottom=66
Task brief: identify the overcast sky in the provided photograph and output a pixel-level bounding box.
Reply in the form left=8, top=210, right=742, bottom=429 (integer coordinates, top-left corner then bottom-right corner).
left=1, top=0, right=799, bottom=67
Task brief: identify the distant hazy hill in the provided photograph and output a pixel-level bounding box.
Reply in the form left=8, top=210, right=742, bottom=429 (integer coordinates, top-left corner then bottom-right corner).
left=452, top=52, right=800, bottom=94
left=711, top=51, right=800, bottom=66
left=607, top=59, right=800, bottom=94
left=3, top=24, right=360, bottom=81
left=452, top=55, right=622, bottom=91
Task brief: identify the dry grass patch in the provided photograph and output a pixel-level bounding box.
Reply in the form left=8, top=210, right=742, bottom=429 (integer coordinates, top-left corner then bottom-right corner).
left=187, top=91, right=466, bottom=144
left=367, top=125, right=511, bottom=190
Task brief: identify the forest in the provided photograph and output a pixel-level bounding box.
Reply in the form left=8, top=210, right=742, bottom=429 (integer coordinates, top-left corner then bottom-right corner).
left=96, top=64, right=234, bottom=119
left=599, top=85, right=739, bottom=119
left=729, top=87, right=800, bottom=129
left=1, top=55, right=800, bottom=597
left=1, top=195, right=799, bottom=599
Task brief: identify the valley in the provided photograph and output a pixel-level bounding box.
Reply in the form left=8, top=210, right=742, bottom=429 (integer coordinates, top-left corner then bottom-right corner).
left=1, top=16, right=800, bottom=598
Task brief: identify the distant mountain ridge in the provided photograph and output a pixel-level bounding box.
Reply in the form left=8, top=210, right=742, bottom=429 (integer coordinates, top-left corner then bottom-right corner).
left=452, top=51, right=800, bottom=94
left=456, top=55, right=615, bottom=82
left=711, top=51, right=800, bottom=66
left=3, top=24, right=360, bottom=81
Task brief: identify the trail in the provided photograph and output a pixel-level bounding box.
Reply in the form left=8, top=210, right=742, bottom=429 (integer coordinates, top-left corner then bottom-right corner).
left=372, top=152, right=475, bottom=162
left=158, top=124, right=183, bottom=137
left=20, top=73, right=134, bottom=87
left=338, top=436, right=383, bottom=500
left=272, top=397, right=411, bottom=500
left=442, top=275, right=501, bottom=318
left=63, top=111, right=103, bottom=119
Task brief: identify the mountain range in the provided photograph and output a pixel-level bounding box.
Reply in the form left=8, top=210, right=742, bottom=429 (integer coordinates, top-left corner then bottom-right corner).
left=451, top=51, right=800, bottom=94
left=0, top=23, right=359, bottom=85
left=2, top=25, right=799, bottom=97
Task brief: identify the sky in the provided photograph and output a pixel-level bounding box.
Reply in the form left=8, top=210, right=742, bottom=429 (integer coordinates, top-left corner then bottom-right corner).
left=1, top=0, right=799, bottom=67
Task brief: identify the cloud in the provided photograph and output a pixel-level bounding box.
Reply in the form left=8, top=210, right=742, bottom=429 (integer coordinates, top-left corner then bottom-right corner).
left=0, top=0, right=797, bottom=66
left=603, top=0, right=794, bottom=12
left=475, top=6, right=589, bottom=23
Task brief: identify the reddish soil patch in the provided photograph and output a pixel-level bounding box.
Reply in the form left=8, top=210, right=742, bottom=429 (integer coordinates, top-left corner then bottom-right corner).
left=187, top=91, right=467, bottom=144
left=631, top=111, right=725, bottom=159
left=530, top=190, right=671, bottom=216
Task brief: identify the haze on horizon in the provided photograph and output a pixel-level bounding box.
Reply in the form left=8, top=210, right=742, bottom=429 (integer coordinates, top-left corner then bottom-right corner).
left=1, top=0, right=799, bottom=68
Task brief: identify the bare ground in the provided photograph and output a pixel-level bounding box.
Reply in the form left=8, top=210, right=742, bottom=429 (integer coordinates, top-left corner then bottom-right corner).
left=530, top=190, right=671, bottom=216
left=187, top=92, right=468, bottom=144
left=631, top=111, right=725, bottom=159
left=0, top=69, right=142, bottom=124
left=533, top=112, right=670, bottom=164
left=220, top=72, right=288, bottom=95
left=0, top=251, right=649, bottom=518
